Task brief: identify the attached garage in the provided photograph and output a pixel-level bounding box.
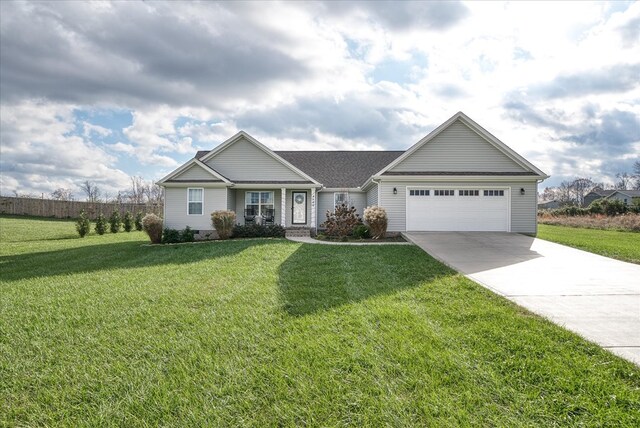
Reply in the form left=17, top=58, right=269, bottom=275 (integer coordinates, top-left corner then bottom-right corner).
left=406, top=187, right=510, bottom=232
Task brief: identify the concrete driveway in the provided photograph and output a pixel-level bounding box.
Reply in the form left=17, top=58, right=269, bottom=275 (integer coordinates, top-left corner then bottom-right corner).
left=404, top=232, right=640, bottom=365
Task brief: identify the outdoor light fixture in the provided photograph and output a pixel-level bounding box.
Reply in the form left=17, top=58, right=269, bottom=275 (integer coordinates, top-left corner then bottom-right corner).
left=520, top=188, right=525, bottom=195
left=393, top=187, right=398, bottom=194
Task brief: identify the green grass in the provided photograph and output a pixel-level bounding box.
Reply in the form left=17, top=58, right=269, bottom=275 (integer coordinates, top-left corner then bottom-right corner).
left=1, top=215, right=639, bottom=426
left=538, top=224, right=640, bottom=264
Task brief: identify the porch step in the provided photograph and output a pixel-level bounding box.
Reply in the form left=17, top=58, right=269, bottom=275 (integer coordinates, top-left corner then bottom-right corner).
left=286, top=228, right=311, bottom=238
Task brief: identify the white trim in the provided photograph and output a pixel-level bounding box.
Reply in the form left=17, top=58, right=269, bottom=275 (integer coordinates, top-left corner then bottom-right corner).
left=199, top=131, right=322, bottom=185
left=372, top=111, right=549, bottom=180
left=158, top=158, right=231, bottom=185
left=281, top=188, right=287, bottom=226
left=245, top=190, right=275, bottom=217
left=374, top=175, right=540, bottom=182
left=162, top=182, right=228, bottom=188
left=404, top=185, right=511, bottom=232
left=333, top=191, right=349, bottom=207
left=230, top=183, right=319, bottom=189
left=310, top=187, right=316, bottom=230
left=187, top=187, right=204, bottom=216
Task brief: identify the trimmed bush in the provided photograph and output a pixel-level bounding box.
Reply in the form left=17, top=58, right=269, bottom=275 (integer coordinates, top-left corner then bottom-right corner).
left=211, top=210, right=236, bottom=240
left=363, top=206, right=388, bottom=239
left=232, top=224, right=286, bottom=238
left=75, top=210, right=91, bottom=238
left=321, top=204, right=361, bottom=238
left=109, top=210, right=121, bottom=233
left=123, top=211, right=134, bottom=232
left=134, top=212, right=144, bottom=231
left=94, top=213, right=108, bottom=235
left=142, top=213, right=163, bottom=244
left=181, top=226, right=195, bottom=242
left=162, top=228, right=181, bottom=244
left=352, top=224, right=370, bottom=239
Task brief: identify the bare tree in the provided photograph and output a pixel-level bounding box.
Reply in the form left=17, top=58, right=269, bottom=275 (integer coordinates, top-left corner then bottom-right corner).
left=633, top=160, right=640, bottom=190
left=615, top=172, right=633, bottom=190
left=80, top=180, right=101, bottom=202
left=127, top=176, right=147, bottom=204
left=146, top=181, right=164, bottom=205
left=569, top=177, right=595, bottom=207
left=51, top=188, right=74, bottom=201
left=557, top=181, right=574, bottom=205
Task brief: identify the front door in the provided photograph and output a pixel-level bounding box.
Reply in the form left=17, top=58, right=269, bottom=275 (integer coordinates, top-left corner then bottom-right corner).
left=292, top=192, right=307, bottom=224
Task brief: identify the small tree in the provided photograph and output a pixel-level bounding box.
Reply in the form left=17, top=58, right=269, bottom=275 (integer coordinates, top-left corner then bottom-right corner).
left=321, top=204, right=361, bottom=238
left=211, top=210, right=236, bottom=240
left=94, top=213, right=108, bottom=235
left=108, top=210, right=121, bottom=233
left=142, top=213, right=163, bottom=244
left=76, top=210, right=91, bottom=238
left=123, top=211, right=134, bottom=232
left=363, top=206, right=388, bottom=239
left=134, top=211, right=144, bottom=231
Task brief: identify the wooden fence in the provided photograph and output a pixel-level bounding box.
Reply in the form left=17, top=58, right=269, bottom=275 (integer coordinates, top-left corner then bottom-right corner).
left=0, top=196, right=163, bottom=220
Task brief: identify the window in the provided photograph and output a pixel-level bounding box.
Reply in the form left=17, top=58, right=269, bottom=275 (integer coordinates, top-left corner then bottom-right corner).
left=434, top=189, right=455, bottom=196
left=459, top=190, right=479, bottom=196
left=188, top=188, right=204, bottom=215
left=409, top=189, right=430, bottom=196
left=245, top=191, right=274, bottom=216
left=334, top=192, right=349, bottom=207
left=484, top=190, right=505, bottom=196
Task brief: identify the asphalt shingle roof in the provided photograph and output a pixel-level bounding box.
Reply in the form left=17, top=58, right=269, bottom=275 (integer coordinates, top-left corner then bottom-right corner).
left=275, top=151, right=404, bottom=188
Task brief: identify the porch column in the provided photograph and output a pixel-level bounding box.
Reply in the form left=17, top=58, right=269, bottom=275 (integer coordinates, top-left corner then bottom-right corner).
left=281, top=188, right=287, bottom=226
left=310, top=187, right=316, bottom=229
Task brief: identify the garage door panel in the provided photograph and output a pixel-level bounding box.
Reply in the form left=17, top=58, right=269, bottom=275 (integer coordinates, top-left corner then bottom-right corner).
left=407, top=188, right=509, bottom=232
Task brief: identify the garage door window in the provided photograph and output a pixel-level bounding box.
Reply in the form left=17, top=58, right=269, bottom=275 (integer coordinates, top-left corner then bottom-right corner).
left=484, top=190, right=505, bottom=196
left=409, top=189, right=430, bottom=196
left=459, top=190, right=479, bottom=196
left=434, top=189, right=455, bottom=196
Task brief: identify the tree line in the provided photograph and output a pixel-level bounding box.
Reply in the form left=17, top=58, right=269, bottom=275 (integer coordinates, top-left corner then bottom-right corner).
left=539, top=161, right=640, bottom=206
left=13, top=176, right=164, bottom=205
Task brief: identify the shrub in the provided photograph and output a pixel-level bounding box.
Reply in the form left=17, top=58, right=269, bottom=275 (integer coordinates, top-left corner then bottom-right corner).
left=363, top=206, right=388, bottom=239
left=94, top=213, right=108, bottom=235
left=162, top=228, right=181, bottom=244
left=142, top=213, right=163, bottom=244
left=352, top=224, right=370, bottom=239
left=134, top=212, right=144, bottom=231
left=181, top=226, right=195, bottom=242
left=232, top=224, right=286, bottom=238
left=211, top=210, right=236, bottom=240
left=75, top=210, right=91, bottom=238
left=588, top=198, right=628, bottom=216
left=321, top=204, right=361, bottom=237
left=123, top=211, right=134, bottom=232
left=108, top=210, right=121, bottom=233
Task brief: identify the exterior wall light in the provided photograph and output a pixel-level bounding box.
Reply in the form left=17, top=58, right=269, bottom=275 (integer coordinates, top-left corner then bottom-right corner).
left=393, top=187, right=398, bottom=195
left=520, top=188, right=525, bottom=195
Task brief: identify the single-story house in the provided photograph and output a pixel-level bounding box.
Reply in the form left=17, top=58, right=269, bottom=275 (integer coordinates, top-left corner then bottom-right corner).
left=605, top=190, right=640, bottom=206
left=538, top=200, right=561, bottom=210
left=158, top=112, right=549, bottom=237
left=583, top=189, right=616, bottom=207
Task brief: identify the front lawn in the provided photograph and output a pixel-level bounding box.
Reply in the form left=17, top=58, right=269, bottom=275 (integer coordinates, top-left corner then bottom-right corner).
left=538, top=224, right=640, bottom=264
left=1, top=215, right=639, bottom=426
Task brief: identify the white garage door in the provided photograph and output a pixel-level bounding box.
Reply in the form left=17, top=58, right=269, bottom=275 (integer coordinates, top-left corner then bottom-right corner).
left=406, top=188, right=510, bottom=231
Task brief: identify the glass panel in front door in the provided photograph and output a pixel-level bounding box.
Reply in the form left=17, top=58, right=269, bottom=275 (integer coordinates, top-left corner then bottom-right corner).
left=292, top=192, right=306, bottom=224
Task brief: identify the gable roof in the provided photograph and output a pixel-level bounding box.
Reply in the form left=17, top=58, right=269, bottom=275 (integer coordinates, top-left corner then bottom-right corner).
left=587, top=189, right=616, bottom=197
left=373, top=111, right=548, bottom=179
left=199, top=131, right=321, bottom=185
left=157, top=158, right=231, bottom=184
left=276, top=151, right=404, bottom=188
left=607, top=190, right=640, bottom=198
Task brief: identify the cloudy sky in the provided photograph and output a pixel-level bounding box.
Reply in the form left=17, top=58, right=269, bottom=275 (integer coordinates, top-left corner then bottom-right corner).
left=1, top=1, right=638, bottom=196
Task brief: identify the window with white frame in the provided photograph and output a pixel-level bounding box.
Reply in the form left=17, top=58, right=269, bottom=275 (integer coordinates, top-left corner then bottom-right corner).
left=434, top=189, right=455, bottom=196
left=334, top=192, right=349, bottom=207
left=459, top=190, right=479, bottom=196
left=484, top=190, right=505, bottom=196
left=188, top=188, right=204, bottom=215
left=409, top=189, right=430, bottom=196
left=245, top=191, right=274, bottom=216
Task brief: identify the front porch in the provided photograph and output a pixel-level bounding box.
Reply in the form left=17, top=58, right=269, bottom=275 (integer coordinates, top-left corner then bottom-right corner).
left=226, top=186, right=318, bottom=229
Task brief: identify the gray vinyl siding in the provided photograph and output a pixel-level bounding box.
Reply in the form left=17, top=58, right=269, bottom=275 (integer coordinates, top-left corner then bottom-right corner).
left=172, top=163, right=215, bottom=180
left=205, top=137, right=306, bottom=181
left=379, top=180, right=538, bottom=234
left=164, top=187, right=227, bottom=231
left=366, top=184, right=378, bottom=207
left=227, top=188, right=236, bottom=211
left=390, top=119, right=527, bottom=173
left=317, top=191, right=367, bottom=227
